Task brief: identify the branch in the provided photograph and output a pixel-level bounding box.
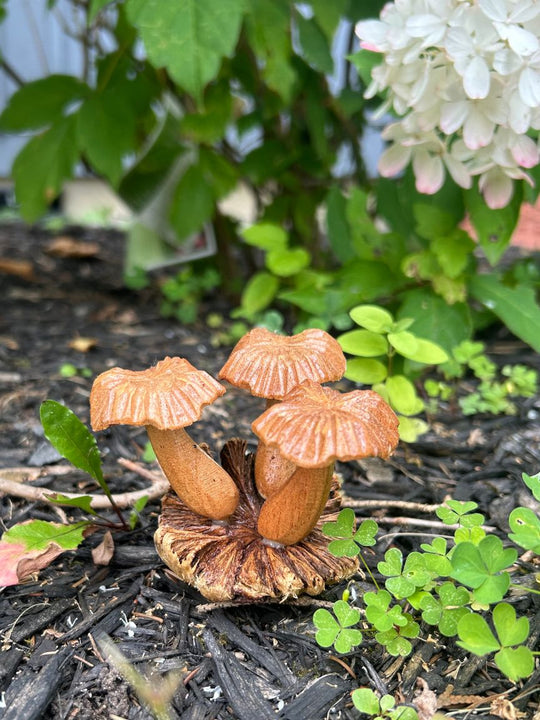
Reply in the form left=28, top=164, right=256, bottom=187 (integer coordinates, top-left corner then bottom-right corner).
left=0, top=57, right=25, bottom=87
left=341, top=496, right=441, bottom=513
left=0, top=458, right=169, bottom=510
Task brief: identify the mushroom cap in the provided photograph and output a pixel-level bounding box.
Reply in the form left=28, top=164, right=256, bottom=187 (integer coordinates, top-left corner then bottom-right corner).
left=90, top=357, right=225, bottom=431
left=252, top=380, right=399, bottom=468
left=218, top=327, right=346, bottom=399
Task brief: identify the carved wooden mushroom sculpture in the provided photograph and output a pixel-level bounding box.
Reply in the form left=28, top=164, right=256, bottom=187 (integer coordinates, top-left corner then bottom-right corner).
left=252, top=380, right=400, bottom=546
left=219, top=327, right=346, bottom=497
left=90, top=357, right=239, bottom=520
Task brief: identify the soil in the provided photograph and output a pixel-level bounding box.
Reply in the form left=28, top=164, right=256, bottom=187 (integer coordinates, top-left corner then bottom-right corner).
left=0, top=221, right=539, bottom=720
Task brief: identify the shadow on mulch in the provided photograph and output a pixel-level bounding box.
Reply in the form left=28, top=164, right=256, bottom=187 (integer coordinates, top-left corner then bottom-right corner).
left=0, top=222, right=539, bottom=719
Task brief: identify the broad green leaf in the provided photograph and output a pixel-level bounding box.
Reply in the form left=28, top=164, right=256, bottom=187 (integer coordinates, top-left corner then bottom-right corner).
left=349, top=304, right=394, bottom=333
left=266, top=248, right=311, bottom=277
left=344, top=358, right=388, bottom=384
left=431, top=231, right=475, bottom=279
left=326, top=186, right=354, bottom=263
left=378, top=547, right=403, bottom=576
left=327, top=539, right=360, bottom=557
left=77, top=89, right=137, bottom=186
left=295, top=13, right=333, bottom=74
left=451, top=537, right=516, bottom=604
left=236, top=272, right=279, bottom=318
left=309, top=0, right=347, bottom=39
left=389, top=331, right=448, bottom=364
left=126, top=0, right=245, bottom=102
left=3, top=520, right=88, bottom=552
left=457, top=613, right=500, bottom=655
left=465, top=181, right=522, bottom=264
left=278, top=288, right=327, bottom=315
left=40, top=400, right=104, bottom=485
left=180, top=80, right=232, bottom=143
left=323, top=508, right=355, bottom=538
left=385, top=375, right=424, bottom=416
left=333, top=599, right=361, bottom=628
left=387, top=330, right=418, bottom=357
left=338, top=329, right=388, bottom=357
left=414, top=203, right=459, bottom=239
left=354, top=519, right=378, bottom=547
left=13, top=115, right=79, bottom=221
left=469, top=276, right=540, bottom=352
left=169, top=163, right=214, bottom=240
left=333, top=628, right=363, bottom=654
left=397, top=288, right=472, bottom=355
left=241, top=223, right=288, bottom=251
left=0, top=75, right=87, bottom=131
left=47, top=494, right=97, bottom=515
left=522, top=471, right=540, bottom=501
left=508, top=507, right=540, bottom=553
left=495, top=646, right=535, bottom=682
left=397, top=415, right=428, bottom=442
left=492, top=603, right=530, bottom=647
left=349, top=49, right=382, bottom=86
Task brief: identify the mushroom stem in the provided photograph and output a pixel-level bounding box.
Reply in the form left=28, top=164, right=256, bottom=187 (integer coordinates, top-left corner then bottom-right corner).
left=254, top=442, right=296, bottom=498
left=256, top=464, right=334, bottom=545
left=146, top=425, right=239, bottom=520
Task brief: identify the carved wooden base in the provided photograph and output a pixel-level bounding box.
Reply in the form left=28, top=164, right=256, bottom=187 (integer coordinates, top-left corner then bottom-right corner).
left=154, top=439, right=358, bottom=602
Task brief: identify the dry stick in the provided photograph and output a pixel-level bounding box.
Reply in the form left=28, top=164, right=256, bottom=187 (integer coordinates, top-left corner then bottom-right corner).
left=341, top=496, right=441, bottom=513
left=0, top=458, right=169, bottom=509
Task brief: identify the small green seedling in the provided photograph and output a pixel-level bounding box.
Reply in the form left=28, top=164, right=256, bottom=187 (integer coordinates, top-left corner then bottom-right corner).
left=378, top=548, right=435, bottom=599
left=322, top=508, right=377, bottom=557
left=457, top=603, right=535, bottom=682
left=352, top=688, right=419, bottom=720
left=313, top=600, right=363, bottom=654
left=450, top=536, right=517, bottom=605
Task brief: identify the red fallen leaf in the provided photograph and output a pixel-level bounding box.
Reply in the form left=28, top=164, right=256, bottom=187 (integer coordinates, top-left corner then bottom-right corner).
left=0, top=539, right=65, bottom=586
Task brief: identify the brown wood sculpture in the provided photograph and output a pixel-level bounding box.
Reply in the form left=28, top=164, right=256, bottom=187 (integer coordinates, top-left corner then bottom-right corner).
left=90, top=331, right=400, bottom=602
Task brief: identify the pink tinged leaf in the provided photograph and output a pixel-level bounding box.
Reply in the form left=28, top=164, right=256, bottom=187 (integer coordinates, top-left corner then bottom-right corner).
left=413, top=150, right=444, bottom=194
left=440, top=101, right=469, bottom=134
left=519, top=67, right=540, bottom=108
left=0, top=541, right=27, bottom=586
left=0, top=540, right=65, bottom=586
left=463, top=57, right=490, bottom=99
left=463, top=108, right=494, bottom=149
left=378, top=143, right=411, bottom=177
left=510, top=134, right=539, bottom=167
left=479, top=169, right=514, bottom=209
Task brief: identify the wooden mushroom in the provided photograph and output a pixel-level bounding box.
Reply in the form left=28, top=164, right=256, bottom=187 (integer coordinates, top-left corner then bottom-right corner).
left=219, top=328, right=346, bottom=497
left=252, top=380, right=400, bottom=545
left=90, top=357, right=239, bottom=520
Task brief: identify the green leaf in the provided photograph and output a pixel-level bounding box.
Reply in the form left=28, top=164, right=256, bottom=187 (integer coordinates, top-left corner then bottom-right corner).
left=313, top=608, right=339, bottom=647
left=12, top=115, right=79, bottom=221
left=414, top=203, right=459, bottom=239
left=47, top=494, right=97, bottom=516
left=388, top=331, right=448, bottom=364
left=89, top=0, right=114, bottom=21
left=378, top=548, right=403, bottom=577
left=465, top=181, right=522, bottom=265
left=309, top=0, right=347, bottom=39
left=349, top=304, right=394, bottom=333
left=240, top=223, right=288, bottom=251
left=349, top=49, right=382, bottom=86
left=236, top=272, right=279, bottom=318
left=77, top=89, right=137, bottom=186
left=295, top=13, right=333, bottom=74
left=40, top=400, right=104, bottom=486
left=326, top=186, right=354, bottom=263
left=508, top=507, right=540, bottom=553
left=397, top=415, right=429, bottom=442
left=495, top=646, right=535, bottom=682
left=352, top=688, right=380, bottom=714
left=0, top=75, right=87, bottom=131
left=457, top=613, right=500, bottom=655
left=323, top=508, right=355, bottom=538
left=450, top=537, right=516, bottom=604
left=126, top=0, right=245, bottom=102
left=3, top=520, right=88, bottom=552
left=338, top=329, right=388, bottom=357
left=333, top=599, right=361, bottom=628
left=522, top=471, right=540, bottom=501
left=169, top=163, right=215, bottom=241
left=469, top=276, right=540, bottom=352
left=385, top=375, right=424, bottom=416
left=387, top=331, right=418, bottom=357
left=354, top=519, right=378, bottom=547
left=493, top=603, right=530, bottom=647
left=431, top=231, right=475, bottom=279
left=344, top=358, right=388, bottom=384
left=266, top=248, right=311, bottom=277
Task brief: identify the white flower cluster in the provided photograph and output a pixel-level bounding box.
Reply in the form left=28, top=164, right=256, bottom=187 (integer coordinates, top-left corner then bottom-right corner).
left=356, top=0, right=540, bottom=208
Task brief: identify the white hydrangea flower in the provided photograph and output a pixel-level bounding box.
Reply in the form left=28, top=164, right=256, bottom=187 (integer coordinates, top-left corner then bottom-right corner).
left=356, top=0, right=540, bottom=208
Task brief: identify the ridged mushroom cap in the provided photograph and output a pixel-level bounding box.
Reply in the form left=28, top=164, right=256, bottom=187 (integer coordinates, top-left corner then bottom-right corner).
left=90, top=357, right=225, bottom=431
left=252, top=380, right=399, bottom=468
left=219, top=328, right=346, bottom=399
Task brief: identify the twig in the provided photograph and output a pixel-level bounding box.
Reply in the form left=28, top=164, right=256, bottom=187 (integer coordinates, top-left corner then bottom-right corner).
left=0, top=459, right=169, bottom=509
left=341, top=496, right=441, bottom=513
left=370, top=516, right=496, bottom=531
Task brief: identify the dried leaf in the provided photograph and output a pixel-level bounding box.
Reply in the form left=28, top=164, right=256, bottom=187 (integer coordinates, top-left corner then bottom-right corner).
left=414, top=679, right=439, bottom=720
left=69, top=336, right=98, bottom=352
left=92, top=530, right=115, bottom=566
left=0, top=257, right=36, bottom=281
left=45, top=236, right=99, bottom=258
left=0, top=539, right=65, bottom=586
left=490, top=697, right=527, bottom=720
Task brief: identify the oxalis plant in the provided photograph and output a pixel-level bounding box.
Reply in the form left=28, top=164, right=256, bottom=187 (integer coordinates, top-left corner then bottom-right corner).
left=313, top=472, right=540, bottom=715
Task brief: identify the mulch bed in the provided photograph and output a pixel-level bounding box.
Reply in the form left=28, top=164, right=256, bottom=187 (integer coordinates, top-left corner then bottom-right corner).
left=0, top=222, right=539, bottom=719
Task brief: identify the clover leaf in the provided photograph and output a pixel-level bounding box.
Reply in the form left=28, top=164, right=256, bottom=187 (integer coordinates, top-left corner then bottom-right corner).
left=420, top=537, right=452, bottom=575
left=419, top=582, right=470, bottom=637
left=364, top=589, right=408, bottom=632
left=508, top=507, right=540, bottom=553
left=457, top=603, right=534, bottom=682
left=323, top=508, right=378, bottom=557
left=522, top=471, right=540, bottom=501
left=436, top=500, right=484, bottom=528
left=379, top=549, right=434, bottom=599
left=313, top=600, right=363, bottom=654
left=450, top=536, right=517, bottom=605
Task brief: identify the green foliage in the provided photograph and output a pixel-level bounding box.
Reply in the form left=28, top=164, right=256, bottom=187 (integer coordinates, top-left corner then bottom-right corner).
left=322, top=508, right=378, bottom=557
left=313, top=600, right=363, bottom=653
left=3, top=519, right=88, bottom=551
left=338, top=304, right=448, bottom=441
left=315, top=473, right=540, bottom=688
left=352, top=688, right=419, bottom=720
left=160, top=265, right=221, bottom=324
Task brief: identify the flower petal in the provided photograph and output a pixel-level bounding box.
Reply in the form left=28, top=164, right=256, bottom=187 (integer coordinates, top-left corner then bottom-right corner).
left=413, top=149, right=444, bottom=194
left=519, top=66, right=540, bottom=108
left=463, top=56, right=490, bottom=99
left=479, top=169, right=514, bottom=208
left=440, top=100, right=469, bottom=134
left=463, top=107, right=494, bottom=149
left=378, top=143, right=412, bottom=177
